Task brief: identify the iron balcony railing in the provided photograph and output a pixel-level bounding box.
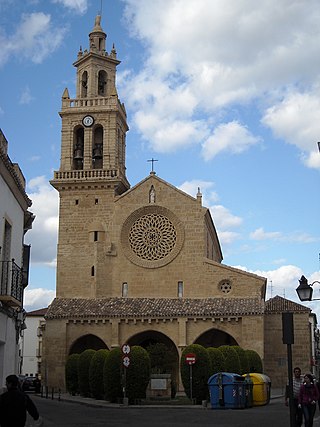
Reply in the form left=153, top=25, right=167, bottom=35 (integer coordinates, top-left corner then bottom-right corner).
left=0, top=259, right=23, bottom=303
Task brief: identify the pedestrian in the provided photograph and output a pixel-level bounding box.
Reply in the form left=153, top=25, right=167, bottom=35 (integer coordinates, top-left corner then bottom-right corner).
left=285, top=366, right=303, bottom=427
left=298, top=373, right=319, bottom=427
left=0, top=374, right=43, bottom=427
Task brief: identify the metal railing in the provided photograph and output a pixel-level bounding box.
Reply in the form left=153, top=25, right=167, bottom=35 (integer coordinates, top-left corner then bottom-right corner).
left=0, top=259, right=23, bottom=302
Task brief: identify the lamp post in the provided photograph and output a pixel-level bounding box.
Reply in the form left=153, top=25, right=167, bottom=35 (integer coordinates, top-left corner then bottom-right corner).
left=296, top=275, right=320, bottom=302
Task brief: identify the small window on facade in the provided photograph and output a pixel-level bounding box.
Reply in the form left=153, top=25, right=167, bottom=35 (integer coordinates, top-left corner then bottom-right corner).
left=94, top=231, right=98, bottom=242
left=91, top=266, right=95, bottom=276
left=122, top=282, right=128, bottom=297
left=75, top=199, right=79, bottom=205
left=219, top=280, right=232, bottom=294
left=178, top=281, right=183, bottom=298
left=95, top=198, right=99, bottom=205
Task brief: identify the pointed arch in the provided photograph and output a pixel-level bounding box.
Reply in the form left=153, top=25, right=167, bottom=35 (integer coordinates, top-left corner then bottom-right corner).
left=68, top=334, right=108, bottom=355
left=194, top=328, right=238, bottom=348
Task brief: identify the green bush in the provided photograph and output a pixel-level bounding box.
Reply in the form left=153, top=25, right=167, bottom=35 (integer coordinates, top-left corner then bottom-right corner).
left=89, top=349, right=109, bottom=399
left=78, top=349, right=96, bottom=397
left=146, top=342, right=176, bottom=374
left=207, top=347, right=225, bottom=376
left=103, top=347, right=123, bottom=403
left=65, top=353, right=80, bottom=395
left=126, top=346, right=150, bottom=403
left=231, top=346, right=250, bottom=375
left=180, top=344, right=210, bottom=404
left=218, top=346, right=241, bottom=374
left=245, top=349, right=263, bottom=373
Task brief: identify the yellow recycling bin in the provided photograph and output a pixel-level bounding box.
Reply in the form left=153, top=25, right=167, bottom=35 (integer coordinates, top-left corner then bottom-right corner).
left=244, top=373, right=271, bottom=406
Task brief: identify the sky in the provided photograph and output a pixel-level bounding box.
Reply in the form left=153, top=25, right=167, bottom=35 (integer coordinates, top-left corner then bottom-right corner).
left=1, top=0, right=320, bottom=316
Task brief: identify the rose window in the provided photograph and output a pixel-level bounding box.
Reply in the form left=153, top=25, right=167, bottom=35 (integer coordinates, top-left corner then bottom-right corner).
left=129, top=214, right=176, bottom=260
left=121, top=206, right=184, bottom=268
left=220, top=281, right=232, bottom=294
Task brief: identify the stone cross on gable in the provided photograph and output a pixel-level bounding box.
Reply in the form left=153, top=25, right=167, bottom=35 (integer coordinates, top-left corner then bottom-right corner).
left=147, top=158, right=158, bottom=173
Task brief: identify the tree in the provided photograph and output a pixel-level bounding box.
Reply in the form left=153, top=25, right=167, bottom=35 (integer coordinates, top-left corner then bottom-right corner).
left=231, top=346, right=250, bottom=374
left=207, top=347, right=226, bottom=376
left=126, top=346, right=150, bottom=403
left=103, top=347, right=123, bottom=403
left=180, top=344, right=210, bottom=404
left=146, top=342, right=176, bottom=374
left=218, top=346, right=241, bottom=374
left=89, top=349, right=109, bottom=399
left=65, top=353, right=80, bottom=395
left=245, top=349, right=263, bottom=373
left=78, top=349, right=96, bottom=397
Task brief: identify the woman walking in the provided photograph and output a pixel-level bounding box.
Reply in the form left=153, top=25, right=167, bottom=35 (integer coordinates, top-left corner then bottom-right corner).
left=298, top=374, right=319, bottom=427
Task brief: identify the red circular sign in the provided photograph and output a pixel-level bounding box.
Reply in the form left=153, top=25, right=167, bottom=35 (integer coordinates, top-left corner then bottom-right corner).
left=185, top=353, right=196, bottom=365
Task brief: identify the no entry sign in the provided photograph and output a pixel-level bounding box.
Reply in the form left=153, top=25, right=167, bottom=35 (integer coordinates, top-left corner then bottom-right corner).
left=185, top=353, right=196, bottom=365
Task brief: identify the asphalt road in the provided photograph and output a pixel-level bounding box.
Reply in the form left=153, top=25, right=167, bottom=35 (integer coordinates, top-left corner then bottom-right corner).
left=24, top=395, right=318, bottom=427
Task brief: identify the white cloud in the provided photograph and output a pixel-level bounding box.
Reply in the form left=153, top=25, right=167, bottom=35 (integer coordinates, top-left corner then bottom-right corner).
left=121, top=0, right=320, bottom=166
left=24, top=288, right=55, bottom=312
left=262, top=91, right=320, bottom=168
left=201, top=121, right=261, bottom=160
left=25, top=176, right=59, bottom=267
left=0, top=12, right=67, bottom=67
left=250, top=227, right=317, bottom=243
left=51, top=0, right=88, bottom=14
left=178, top=180, right=219, bottom=204
left=19, top=86, right=34, bottom=105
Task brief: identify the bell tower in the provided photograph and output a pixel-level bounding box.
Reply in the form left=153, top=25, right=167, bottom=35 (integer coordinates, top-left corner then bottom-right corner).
left=51, top=16, right=130, bottom=299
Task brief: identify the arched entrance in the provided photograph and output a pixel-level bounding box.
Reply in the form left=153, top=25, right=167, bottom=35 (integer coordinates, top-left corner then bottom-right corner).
left=195, top=328, right=238, bottom=348
left=68, top=334, right=108, bottom=355
left=126, top=330, right=179, bottom=394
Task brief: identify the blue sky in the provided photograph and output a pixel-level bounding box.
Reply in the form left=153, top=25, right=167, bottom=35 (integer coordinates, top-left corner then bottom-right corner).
left=1, top=0, right=320, bottom=315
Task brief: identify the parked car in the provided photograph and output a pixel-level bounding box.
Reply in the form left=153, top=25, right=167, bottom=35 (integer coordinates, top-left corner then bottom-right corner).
left=22, top=376, right=41, bottom=393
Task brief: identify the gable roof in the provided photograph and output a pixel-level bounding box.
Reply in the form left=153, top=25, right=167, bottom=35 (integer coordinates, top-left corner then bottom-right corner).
left=265, top=295, right=310, bottom=314
left=46, top=297, right=264, bottom=319
left=26, top=307, right=48, bottom=316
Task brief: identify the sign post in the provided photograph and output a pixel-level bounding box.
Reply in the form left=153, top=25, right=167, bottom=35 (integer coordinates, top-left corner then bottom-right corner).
left=185, top=353, right=196, bottom=402
left=121, top=344, right=131, bottom=401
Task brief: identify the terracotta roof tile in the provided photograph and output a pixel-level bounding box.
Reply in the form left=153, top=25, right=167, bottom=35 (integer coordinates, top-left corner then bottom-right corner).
left=45, top=297, right=263, bottom=319
left=265, top=295, right=310, bottom=314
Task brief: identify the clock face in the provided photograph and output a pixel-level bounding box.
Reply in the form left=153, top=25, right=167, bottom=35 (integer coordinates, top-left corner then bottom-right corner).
left=82, top=115, right=94, bottom=127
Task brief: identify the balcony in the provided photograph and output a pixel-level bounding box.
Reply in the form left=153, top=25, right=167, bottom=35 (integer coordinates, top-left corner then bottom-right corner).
left=0, top=259, right=23, bottom=307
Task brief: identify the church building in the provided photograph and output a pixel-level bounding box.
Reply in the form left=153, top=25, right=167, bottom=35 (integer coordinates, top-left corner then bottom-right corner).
left=44, top=15, right=271, bottom=390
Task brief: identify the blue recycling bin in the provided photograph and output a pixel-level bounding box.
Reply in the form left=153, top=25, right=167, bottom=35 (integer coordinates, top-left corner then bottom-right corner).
left=208, top=372, right=246, bottom=409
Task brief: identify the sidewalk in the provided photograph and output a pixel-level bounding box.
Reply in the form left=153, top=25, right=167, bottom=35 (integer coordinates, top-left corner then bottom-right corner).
left=37, top=387, right=285, bottom=409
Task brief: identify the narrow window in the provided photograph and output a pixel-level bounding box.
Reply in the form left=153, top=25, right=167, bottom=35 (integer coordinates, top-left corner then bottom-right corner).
left=94, top=231, right=98, bottom=242
left=95, top=198, right=99, bottom=205
left=98, top=70, right=107, bottom=96
left=73, top=128, right=84, bottom=170
left=178, top=281, right=183, bottom=298
left=122, top=282, right=128, bottom=297
left=91, top=266, right=95, bottom=276
left=92, top=126, right=103, bottom=169
left=81, top=71, right=88, bottom=98
left=75, top=199, right=79, bottom=205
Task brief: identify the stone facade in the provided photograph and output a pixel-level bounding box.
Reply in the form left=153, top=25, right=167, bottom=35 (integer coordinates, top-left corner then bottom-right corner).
left=44, top=15, right=275, bottom=391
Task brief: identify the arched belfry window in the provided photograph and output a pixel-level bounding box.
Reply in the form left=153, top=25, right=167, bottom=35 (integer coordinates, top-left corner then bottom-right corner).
left=81, top=71, right=88, bottom=98
left=92, top=126, right=103, bottom=169
left=73, top=127, right=84, bottom=170
left=98, top=70, right=107, bottom=96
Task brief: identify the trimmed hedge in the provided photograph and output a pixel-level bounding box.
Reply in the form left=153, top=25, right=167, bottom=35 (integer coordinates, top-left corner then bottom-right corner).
left=231, top=346, right=250, bottom=375
left=78, top=349, right=96, bottom=397
left=103, top=347, right=123, bottom=403
left=245, top=349, right=263, bottom=373
left=218, top=346, right=241, bottom=374
left=207, top=347, right=226, bottom=376
left=89, top=349, right=109, bottom=399
left=65, top=353, right=80, bottom=395
left=180, top=344, right=210, bottom=404
left=126, top=346, right=150, bottom=403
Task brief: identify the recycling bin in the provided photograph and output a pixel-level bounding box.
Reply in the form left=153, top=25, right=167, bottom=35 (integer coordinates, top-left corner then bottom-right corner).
left=208, top=372, right=246, bottom=409
left=242, top=374, right=253, bottom=408
left=244, top=373, right=271, bottom=406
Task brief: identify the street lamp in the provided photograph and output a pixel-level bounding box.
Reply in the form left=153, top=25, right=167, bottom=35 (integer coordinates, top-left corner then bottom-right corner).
left=296, top=275, right=320, bottom=301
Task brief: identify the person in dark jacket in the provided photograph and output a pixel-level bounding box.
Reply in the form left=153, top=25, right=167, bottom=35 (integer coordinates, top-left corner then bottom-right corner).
left=0, top=374, right=41, bottom=427
left=298, top=373, right=320, bottom=427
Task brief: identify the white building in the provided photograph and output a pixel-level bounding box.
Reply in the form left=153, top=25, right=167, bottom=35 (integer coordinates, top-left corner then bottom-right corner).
left=0, top=129, right=34, bottom=388
left=20, top=308, right=47, bottom=377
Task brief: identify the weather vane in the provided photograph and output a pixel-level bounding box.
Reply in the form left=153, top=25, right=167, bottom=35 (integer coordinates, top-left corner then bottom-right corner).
left=147, top=158, right=158, bottom=173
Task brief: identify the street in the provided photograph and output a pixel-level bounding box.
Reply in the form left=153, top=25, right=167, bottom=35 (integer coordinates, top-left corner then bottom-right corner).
left=25, top=396, right=320, bottom=427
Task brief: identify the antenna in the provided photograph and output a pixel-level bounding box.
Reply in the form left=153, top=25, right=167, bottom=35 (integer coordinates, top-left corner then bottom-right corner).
left=99, top=0, right=103, bottom=16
